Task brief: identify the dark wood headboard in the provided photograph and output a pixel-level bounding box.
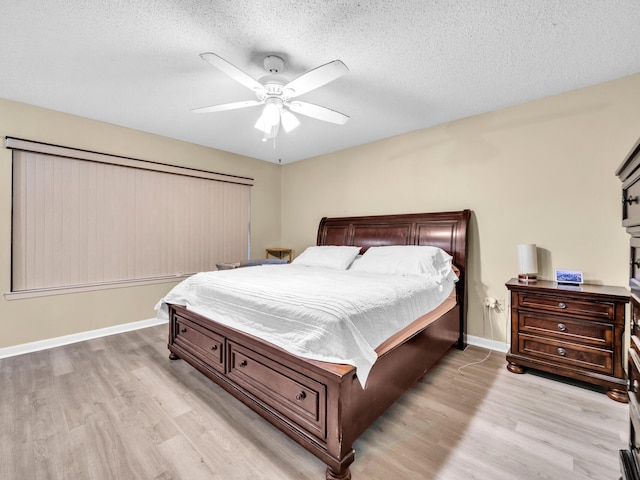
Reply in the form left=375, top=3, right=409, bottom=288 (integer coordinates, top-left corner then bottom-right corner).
left=317, top=210, right=471, bottom=347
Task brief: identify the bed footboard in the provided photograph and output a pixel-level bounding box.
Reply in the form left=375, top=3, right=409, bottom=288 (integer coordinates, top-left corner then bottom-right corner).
left=168, top=301, right=459, bottom=479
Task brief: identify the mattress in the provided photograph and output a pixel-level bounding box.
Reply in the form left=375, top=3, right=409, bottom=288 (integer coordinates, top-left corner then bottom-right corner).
left=156, top=263, right=457, bottom=388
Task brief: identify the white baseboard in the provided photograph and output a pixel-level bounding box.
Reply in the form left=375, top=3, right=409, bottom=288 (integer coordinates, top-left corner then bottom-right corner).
left=0, top=319, right=508, bottom=360
left=0, top=317, right=168, bottom=360
left=466, top=334, right=509, bottom=353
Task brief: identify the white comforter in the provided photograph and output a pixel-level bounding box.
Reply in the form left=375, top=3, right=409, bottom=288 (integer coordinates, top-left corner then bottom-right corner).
left=156, top=264, right=456, bottom=388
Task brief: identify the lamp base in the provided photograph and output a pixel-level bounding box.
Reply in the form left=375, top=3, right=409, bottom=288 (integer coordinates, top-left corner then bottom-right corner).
left=518, top=274, right=537, bottom=283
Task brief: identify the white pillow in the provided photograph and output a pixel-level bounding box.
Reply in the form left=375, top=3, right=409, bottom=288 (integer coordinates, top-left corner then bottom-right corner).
left=292, top=246, right=361, bottom=270
left=350, top=245, right=455, bottom=280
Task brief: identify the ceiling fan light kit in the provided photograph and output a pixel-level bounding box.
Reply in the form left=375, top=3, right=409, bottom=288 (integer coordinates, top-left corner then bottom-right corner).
left=193, top=52, right=349, bottom=143
left=261, top=98, right=281, bottom=127
left=254, top=98, right=283, bottom=142
left=280, top=109, right=300, bottom=132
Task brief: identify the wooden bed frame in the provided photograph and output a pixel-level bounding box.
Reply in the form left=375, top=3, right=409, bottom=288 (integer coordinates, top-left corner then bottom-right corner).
left=167, top=210, right=470, bottom=479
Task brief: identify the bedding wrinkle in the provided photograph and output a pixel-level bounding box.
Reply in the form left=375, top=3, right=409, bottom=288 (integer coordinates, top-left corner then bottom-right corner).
left=156, top=264, right=456, bottom=388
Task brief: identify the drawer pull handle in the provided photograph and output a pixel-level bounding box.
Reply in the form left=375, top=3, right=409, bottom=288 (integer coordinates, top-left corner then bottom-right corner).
left=558, top=302, right=567, bottom=309
left=180, top=328, right=187, bottom=333
left=557, top=347, right=566, bottom=356
left=624, top=195, right=637, bottom=206
left=210, top=345, right=218, bottom=351
left=296, top=391, right=306, bottom=401
left=238, top=360, right=247, bottom=368
left=557, top=323, right=566, bottom=332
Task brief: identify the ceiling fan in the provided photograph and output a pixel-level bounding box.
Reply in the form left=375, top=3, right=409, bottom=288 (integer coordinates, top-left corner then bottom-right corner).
left=192, top=52, right=350, bottom=141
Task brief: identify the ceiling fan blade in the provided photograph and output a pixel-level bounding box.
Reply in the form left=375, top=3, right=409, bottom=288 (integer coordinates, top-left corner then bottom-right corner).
left=288, top=101, right=350, bottom=125
left=283, top=60, right=348, bottom=97
left=200, top=52, right=265, bottom=93
left=191, top=100, right=263, bottom=114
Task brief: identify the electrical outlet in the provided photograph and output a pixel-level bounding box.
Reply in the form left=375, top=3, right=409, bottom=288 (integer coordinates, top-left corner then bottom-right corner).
left=484, top=297, right=498, bottom=308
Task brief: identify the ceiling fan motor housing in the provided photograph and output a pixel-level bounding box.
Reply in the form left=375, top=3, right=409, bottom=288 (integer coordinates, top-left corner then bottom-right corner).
left=263, top=55, right=284, bottom=74
left=257, top=76, right=291, bottom=101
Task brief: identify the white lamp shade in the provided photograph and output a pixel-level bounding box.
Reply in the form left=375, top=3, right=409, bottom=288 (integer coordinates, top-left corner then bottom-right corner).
left=517, top=244, right=538, bottom=274
left=254, top=112, right=267, bottom=131
left=254, top=111, right=280, bottom=140
left=263, top=102, right=280, bottom=127
left=280, top=109, right=300, bottom=132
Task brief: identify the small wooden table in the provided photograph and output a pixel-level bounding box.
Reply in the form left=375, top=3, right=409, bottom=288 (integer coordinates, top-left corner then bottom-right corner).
left=265, top=248, right=292, bottom=263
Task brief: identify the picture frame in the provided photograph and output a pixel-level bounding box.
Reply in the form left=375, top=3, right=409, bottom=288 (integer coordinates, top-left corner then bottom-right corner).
left=554, top=269, right=584, bottom=285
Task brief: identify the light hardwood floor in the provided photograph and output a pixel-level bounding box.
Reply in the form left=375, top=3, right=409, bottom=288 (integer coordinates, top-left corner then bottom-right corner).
left=0, top=324, right=628, bottom=480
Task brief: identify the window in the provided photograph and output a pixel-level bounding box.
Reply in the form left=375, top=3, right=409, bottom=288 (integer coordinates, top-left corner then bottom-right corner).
left=7, top=137, right=253, bottom=298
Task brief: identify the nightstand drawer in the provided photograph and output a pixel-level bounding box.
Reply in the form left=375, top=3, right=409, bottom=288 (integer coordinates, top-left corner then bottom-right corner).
left=518, top=292, right=614, bottom=321
left=518, top=312, right=613, bottom=348
left=519, top=334, right=613, bottom=375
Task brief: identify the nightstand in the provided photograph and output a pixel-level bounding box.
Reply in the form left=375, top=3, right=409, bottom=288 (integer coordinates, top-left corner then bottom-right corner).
left=505, top=278, right=629, bottom=402
left=266, top=248, right=292, bottom=263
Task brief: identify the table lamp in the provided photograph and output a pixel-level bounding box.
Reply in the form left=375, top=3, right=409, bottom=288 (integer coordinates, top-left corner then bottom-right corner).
left=517, top=243, right=538, bottom=283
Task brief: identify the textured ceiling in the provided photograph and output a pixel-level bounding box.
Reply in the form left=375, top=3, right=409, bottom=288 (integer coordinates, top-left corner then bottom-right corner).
left=1, top=1, right=639, bottom=164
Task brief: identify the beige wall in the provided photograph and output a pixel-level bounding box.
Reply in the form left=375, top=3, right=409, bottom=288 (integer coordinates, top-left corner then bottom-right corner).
left=3, top=73, right=640, bottom=351
left=281, top=73, right=640, bottom=345
left=0, top=98, right=282, bottom=348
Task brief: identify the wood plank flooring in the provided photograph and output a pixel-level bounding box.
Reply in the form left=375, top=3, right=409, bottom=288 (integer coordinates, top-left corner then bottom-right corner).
left=0, top=324, right=628, bottom=479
